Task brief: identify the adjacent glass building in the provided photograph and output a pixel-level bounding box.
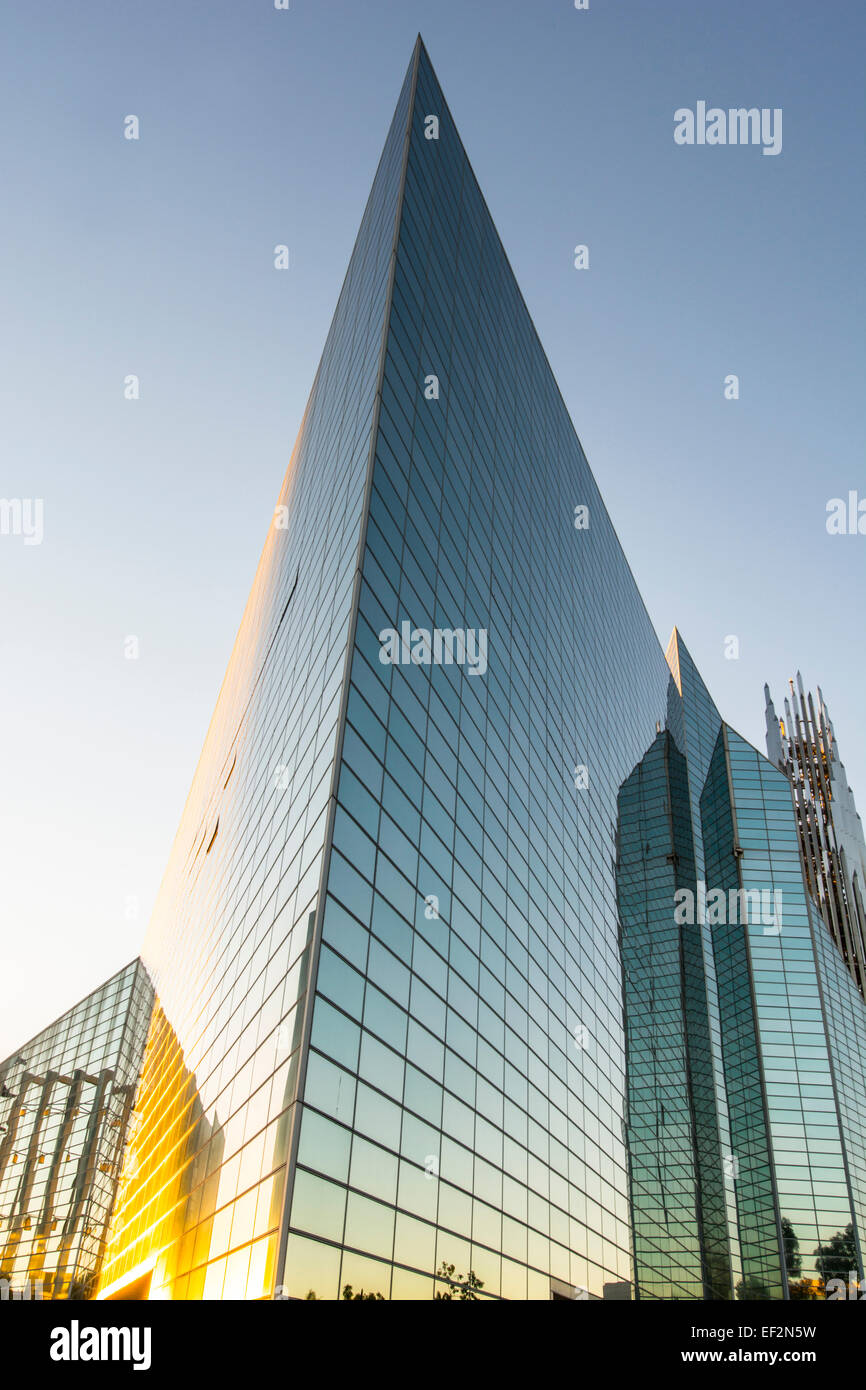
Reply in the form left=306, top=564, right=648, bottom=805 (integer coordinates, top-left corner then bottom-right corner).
left=0, top=959, right=151, bottom=1299
left=618, top=643, right=866, bottom=1299
left=766, top=676, right=866, bottom=998
left=68, top=37, right=866, bottom=1300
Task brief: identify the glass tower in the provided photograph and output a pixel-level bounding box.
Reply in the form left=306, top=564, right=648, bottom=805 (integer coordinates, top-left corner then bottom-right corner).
left=765, top=676, right=866, bottom=998
left=618, top=640, right=866, bottom=1299
left=282, top=39, right=677, bottom=1303
left=0, top=959, right=151, bottom=1300
left=89, top=37, right=866, bottom=1301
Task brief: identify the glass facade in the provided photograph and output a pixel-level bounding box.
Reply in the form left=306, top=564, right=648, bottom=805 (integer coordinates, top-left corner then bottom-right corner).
left=621, top=637, right=866, bottom=1300
left=766, top=677, right=866, bottom=998
left=0, top=959, right=151, bottom=1299
left=702, top=728, right=861, bottom=1296
left=87, top=37, right=866, bottom=1301
left=282, top=45, right=679, bottom=1301
left=617, top=730, right=731, bottom=1300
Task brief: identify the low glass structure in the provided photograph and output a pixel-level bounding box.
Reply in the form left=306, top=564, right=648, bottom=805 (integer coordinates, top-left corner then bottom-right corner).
left=0, top=959, right=151, bottom=1300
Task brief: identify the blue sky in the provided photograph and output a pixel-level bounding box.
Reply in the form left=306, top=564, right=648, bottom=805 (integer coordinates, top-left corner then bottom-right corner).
left=1, top=0, right=863, bottom=1053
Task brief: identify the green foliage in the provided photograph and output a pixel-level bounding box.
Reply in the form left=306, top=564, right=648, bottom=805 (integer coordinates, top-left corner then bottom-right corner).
left=788, top=1279, right=822, bottom=1300
left=814, top=1224, right=859, bottom=1282
left=434, top=1260, right=484, bottom=1300
left=735, top=1275, right=771, bottom=1301
left=781, top=1218, right=801, bottom=1277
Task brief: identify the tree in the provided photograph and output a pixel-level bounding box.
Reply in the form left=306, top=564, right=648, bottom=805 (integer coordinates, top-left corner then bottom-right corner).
left=788, top=1279, right=822, bottom=1301
left=735, top=1275, right=771, bottom=1301
left=781, top=1218, right=801, bottom=1278
left=434, top=1261, right=484, bottom=1300
left=814, top=1224, right=859, bottom=1283
left=341, top=1284, right=384, bottom=1300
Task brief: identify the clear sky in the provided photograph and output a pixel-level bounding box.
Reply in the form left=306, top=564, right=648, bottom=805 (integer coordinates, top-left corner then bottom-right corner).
left=1, top=0, right=863, bottom=1056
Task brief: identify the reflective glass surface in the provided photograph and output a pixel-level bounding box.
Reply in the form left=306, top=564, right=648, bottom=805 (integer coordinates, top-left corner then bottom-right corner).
left=617, top=730, right=731, bottom=1299
left=619, top=636, right=866, bottom=1300
left=0, top=960, right=151, bottom=1299
left=716, top=732, right=859, bottom=1295
left=283, top=42, right=673, bottom=1302
left=96, top=39, right=866, bottom=1302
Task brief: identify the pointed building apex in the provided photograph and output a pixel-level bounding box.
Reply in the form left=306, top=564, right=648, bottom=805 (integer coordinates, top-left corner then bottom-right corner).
left=764, top=684, right=784, bottom=770
left=664, top=628, right=683, bottom=692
